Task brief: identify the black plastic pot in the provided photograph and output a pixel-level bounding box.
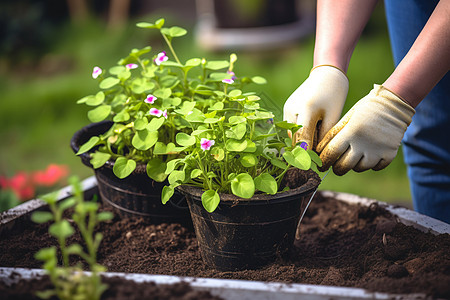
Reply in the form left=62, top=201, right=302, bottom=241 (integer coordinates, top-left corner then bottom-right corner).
left=71, top=121, right=191, bottom=224
left=177, top=169, right=321, bottom=271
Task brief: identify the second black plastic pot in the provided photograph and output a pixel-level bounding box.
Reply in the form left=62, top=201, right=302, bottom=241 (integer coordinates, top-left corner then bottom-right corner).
left=177, top=169, right=320, bottom=271
left=70, top=121, right=191, bottom=224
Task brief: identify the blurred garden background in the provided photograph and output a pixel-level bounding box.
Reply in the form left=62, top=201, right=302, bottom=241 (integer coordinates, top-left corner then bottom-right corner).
left=0, top=0, right=411, bottom=211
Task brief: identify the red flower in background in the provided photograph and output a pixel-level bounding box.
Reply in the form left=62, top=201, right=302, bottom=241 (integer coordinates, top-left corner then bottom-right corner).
left=1, top=164, right=69, bottom=202
left=32, top=164, right=69, bottom=187
left=1, top=172, right=35, bottom=201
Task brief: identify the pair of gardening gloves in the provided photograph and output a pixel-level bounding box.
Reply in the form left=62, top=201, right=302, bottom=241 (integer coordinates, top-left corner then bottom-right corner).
left=284, top=65, right=416, bottom=175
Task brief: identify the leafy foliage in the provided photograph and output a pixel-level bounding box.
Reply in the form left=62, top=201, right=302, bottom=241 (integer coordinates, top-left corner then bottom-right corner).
left=76, top=18, right=321, bottom=212
left=32, top=177, right=113, bottom=300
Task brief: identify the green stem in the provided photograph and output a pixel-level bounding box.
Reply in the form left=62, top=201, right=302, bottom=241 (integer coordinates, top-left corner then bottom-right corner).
left=161, top=33, right=181, bottom=65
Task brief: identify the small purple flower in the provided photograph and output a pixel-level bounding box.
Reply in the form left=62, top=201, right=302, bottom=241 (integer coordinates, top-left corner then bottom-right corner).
left=149, top=108, right=163, bottom=117
left=227, top=70, right=237, bottom=80
left=162, top=109, right=168, bottom=119
left=200, top=138, right=215, bottom=151
left=92, top=66, right=102, bottom=79
left=145, top=94, right=157, bottom=104
left=300, top=142, right=308, bottom=150
left=126, top=63, right=138, bottom=69
left=154, top=51, right=168, bottom=66
left=222, top=78, right=234, bottom=84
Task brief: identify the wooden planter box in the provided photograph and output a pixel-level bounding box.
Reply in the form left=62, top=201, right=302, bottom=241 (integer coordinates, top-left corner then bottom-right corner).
left=1, top=176, right=449, bottom=299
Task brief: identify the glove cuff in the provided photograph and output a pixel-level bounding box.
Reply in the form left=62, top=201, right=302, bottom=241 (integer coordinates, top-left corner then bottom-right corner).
left=310, top=64, right=349, bottom=81
left=372, top=84, right=416, bottom=125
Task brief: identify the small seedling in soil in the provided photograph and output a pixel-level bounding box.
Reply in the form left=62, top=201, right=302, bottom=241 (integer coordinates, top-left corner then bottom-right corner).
left=31, top=176, right=113, bottom=300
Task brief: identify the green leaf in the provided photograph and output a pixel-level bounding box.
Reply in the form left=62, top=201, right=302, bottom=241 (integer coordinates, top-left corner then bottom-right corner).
left=205, top=60, right=229, bottom=70
left=109, top=66, right=126, bottom=75
left=49, top=220, right=74, bottom=239
left=211, top=147, right=225, bottom=161
left=229, top=123, right=246, bottom=140
left=165, top=158, right=182, bottom=174
left=307, top=149, right=323, bottom=167
left=169, top=26, right=187, bottom=37
left=244, top=103, right=260, bottom=110
left=270, top=158, right=288, bottom=170
left=36, top=290, right=56, bottom=299
left=185, top=58, right=201, bottom=67
left=168, top=170, right=185, bottom=185
left=91, top=152, right=111, bottom=169
left=190, top=169, right=202, bottom=178
left=132, top=129, right=158, bottom=150
left=174, top=101, right=196, bottom=115
left=148, top=117, right=165, bottom=131
left=146, top=158, right=168, bottom=182
left=240, top=154, right=258, bottom=167
left=161, top=186, right=174, bottom=204
left=66, top=244, right=83, bottom=255
left=59, top=198, right=76, bottom=211
left=86, top=91, right=105, bottom=106
left=31, top=211, right=54, bottom=224
left=176, top=132, right=195, bottom=146
left=254, top=173, right=277, bottom=195
left=204, top=117, right=220, bottom=124
left=201, top=190, right=220, bottom=213
left=136, top=18, right=164, bottom=29
left=154, top=88, right=172, bottom=99
left=251, top=76, right=267, bottom=84
left=99, top=77, right=120, bottom=89
left=228, top=116, right=246, bottom=125
left=134, top=117, right=148, bottom=130
left=35, top=247, right=56, bottom=261
left=228, top=89, right=242, bottom=98
left=76, top=136, right=99, bottom=155
left=113, top=110, right=130, bottom=122
left=275, top=120, right=301, bottom=130
left=225, top=139, right=247, bottom=152
left=243, top=140, right=257, bottom=152
left=209, top=102, right=224, bottom=111
left=231, top=173, right=255, bottom=199
left=88, top=105, right=111, bottom=122
left=97, top=211, right=114, bottom=222
left=283, top=148, right=311, bottom=170
left=113, top=157, right=136, bottom=179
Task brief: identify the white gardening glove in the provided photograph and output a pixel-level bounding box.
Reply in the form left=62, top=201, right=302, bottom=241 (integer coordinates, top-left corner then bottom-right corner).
left=283, top=65, right=348, bottom=150
left=317, top=84, right=415, bottom=175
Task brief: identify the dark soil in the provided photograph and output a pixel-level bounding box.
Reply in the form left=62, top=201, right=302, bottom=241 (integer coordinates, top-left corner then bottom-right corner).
left=1, top=192, right=450, bottom=299
left=0, top=275, right=222, bottom=300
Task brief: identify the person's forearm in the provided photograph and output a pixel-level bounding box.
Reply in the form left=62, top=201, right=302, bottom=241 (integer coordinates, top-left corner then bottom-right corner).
left=313, top=0, right=379, bottom=73
left=383, top=0, right=450, bottom=108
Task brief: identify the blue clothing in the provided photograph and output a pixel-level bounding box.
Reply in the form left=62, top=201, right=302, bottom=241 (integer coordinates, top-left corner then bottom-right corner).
left=385, top=0, right=450, bottom=223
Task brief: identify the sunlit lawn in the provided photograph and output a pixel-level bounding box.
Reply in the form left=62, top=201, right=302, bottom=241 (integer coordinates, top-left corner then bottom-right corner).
left=0, top=8, right=411, bottom=206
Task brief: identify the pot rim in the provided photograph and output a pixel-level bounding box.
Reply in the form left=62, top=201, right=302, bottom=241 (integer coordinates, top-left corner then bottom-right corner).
left=71, top=121, right=147, bottom=174
left=176, top=169, right=320, bottom=205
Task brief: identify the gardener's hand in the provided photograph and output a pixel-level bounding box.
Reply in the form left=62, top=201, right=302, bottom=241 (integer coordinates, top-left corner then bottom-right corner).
left=317, top=84, right=415, bottom=175
left=283, top=65, right=348, bottom=150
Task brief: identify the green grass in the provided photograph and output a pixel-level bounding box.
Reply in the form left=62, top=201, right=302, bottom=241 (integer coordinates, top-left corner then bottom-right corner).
left=0, top=9, right=412, bottom=206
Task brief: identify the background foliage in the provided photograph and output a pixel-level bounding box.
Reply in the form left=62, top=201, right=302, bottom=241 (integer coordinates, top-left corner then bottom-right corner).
left=0, top=1, right=411, bottom=206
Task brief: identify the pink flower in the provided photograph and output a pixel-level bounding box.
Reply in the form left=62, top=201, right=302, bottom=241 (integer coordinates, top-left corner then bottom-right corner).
left=145, top=94, right=157, bottom=104
left=227, top=70, right=237, bottom=80
left=162, top=110, right=168, bottom=119
left=149, top=108, right=163, bottom=117
left=154, top=51, right=168, bottom=66
left=126, top=63, right=138, bottom=69
left=222, top=78, right=234, bottom=84
left=92, top=66, right=102, bottom=79
left=200, top=138, right=215, bottom=151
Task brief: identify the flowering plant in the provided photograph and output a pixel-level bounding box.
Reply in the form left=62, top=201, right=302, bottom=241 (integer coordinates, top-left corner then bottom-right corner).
left=75, top=18, right=321, bottom=212
left=76, top=18, right=268, bottom=181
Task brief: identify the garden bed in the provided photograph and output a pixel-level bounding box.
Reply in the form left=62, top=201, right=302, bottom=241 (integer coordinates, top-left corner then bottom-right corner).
left=1, top=177, right=449, bottom=299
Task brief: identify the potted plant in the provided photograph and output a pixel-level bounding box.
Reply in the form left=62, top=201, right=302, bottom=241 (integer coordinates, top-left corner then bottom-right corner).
left=71, top=18, right=277, bottom=223
left=159, top=56, right=322, bottom=270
